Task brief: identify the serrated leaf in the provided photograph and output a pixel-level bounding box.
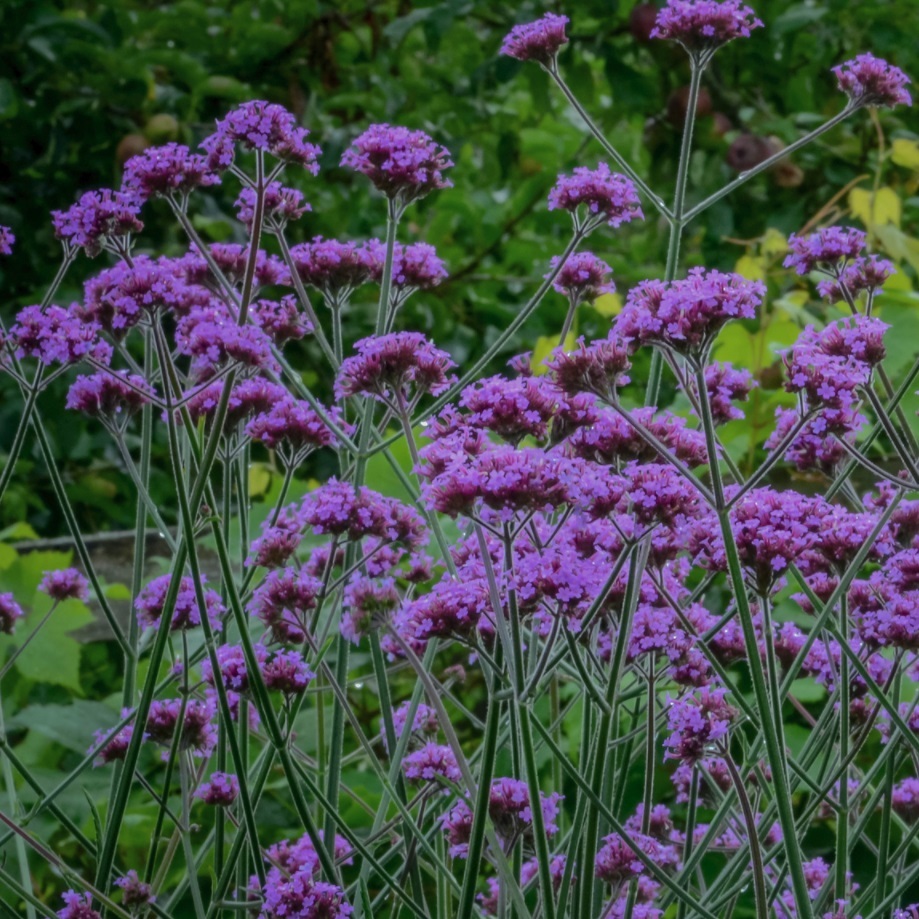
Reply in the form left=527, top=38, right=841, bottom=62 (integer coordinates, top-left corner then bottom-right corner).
left=849, top=186, right=901, bottom=229
left=891, top=138, right=919, bottom=171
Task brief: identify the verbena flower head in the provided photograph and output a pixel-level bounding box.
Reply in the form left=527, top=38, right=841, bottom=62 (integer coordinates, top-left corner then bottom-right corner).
left=458, top=374, right=560, bottom=444
left=235, top=182, right=309, bottom=231
left=617, top=269, right=764, bottom=360
left=545, top=333, right=632, bottom=400
left=196, top=771, right=240, bottom=806
left=384, top=701, right=439, bottom=754
left=251, top=295, right=312, bottom=345
left=201, top=643, right=267, bottom=694
left=38, top=568, right=90, bottom=603
left=784, top=227, right=866, bottom=275
left=80, top=255, right=211, bottom=337
left=833, top=53, right=912, bottom=108
left=178, top=308, right=279, bottom=378
left=340, top=576, right=400, bottom=645
left=783, top=315, right=888, bottom=418
left=145, top=698, right=217, bottom=757
left=0, top=226, right=14, bottom=255
left=263, top=649, right=315, bottom=695
left=135, top=573, right=226, bottom=631
left=91, top=714, right=139, bottom=766
left=488, top=777, right=562, bottom=845
left=201, top=100, right=321, bottom=171
left=549, top=251, right=616, bottom=304
left=698, top=361, right=755, bottom=424
left=114, top=870, right=155, bottom=908
left=246, top=399, right=344, bottom=466
left=11, top=304, right=112, bottom=366
left=364, top=239, right=448, bottom=306
left=892, top=777, right=919, bottom=822
left=0, top=593, right=25, bottom=635
left=289, top=237, right=375, bottom=307
left=595, top=831, right=679, bottom=887
left=52, top=188, right=143, bottom=257
left=817, top=255, right=895, bottom=302
left=664, top=687, right=737, bottom=764
left=249, top=566, right=323, bottom=644
left=57, top=891, right=102, bottom=919
left=335, top=332, right=457, bottom=406
left=66, top=371, right=155, bottom=425
left=500, top=13, right=570, bottom=68
left=548, top=163, right=643, bottom=232
left=258, top=870, right=352, bottom=919
left=402, top=742, right=462, bottom=783
left=651, top=0, right=763, bottom=60
left=122, top=143, right=220, bottom=202
left=180, top=243, right=287, bottom=290
left=340, top=123, right=453, bottom=208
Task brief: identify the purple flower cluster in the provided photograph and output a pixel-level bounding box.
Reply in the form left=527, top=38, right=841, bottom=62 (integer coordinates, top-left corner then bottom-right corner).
left=235, top=182, right=310, bottom=231
left=833, top=53, right=912, bottom=108
left=651, top=0, right=763, bottom=53
left=122, top=143, right=220, bottom=202
left=664, top=688, right=737, bottom=764
left=0, top=225, right=14, bottom=255
left=146, top=698, right=217, bottom=757
left=335, top=333, right=457, bottom=406
left=617, top=269, right=764, bottom=359
left=57, top=891, right=102, bottom=919
left=549, top=251, right=616, bottom=304
left=11, top=304, right=112, bottom=366
left=52, top=189, right=143, bottom=257
left=289, top=238, right=374, bottom=306
left=114, top=870, right=155, bottom=908
left=201, top=100, right=322, bottom=170
left=783, top=315, right=887, bottom=423
left=0, top=594, right=25, bottom=635
left=38, top=568, right=90, bottom=603
left=402, top=743, right=461, bottom=783
left=784, top=227, right=866, bottom=276
left=66, top=371, right=155, bottom=423
left=340, top=123, right=453, bottom=206
left=135, top=574, right=226, bottom=631
left=500, top=13, right=570, bottom=67
left=196, top=771, right=240, bottom=806
left=548, top=163, right=643, bottom=231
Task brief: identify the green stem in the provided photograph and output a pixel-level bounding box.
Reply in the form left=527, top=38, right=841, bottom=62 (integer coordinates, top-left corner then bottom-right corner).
left=694, top=365, right=814, bottom=919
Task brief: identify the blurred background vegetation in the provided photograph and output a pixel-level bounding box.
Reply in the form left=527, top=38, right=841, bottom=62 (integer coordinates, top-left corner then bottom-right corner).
left=0, top=0, right=917, bottom=534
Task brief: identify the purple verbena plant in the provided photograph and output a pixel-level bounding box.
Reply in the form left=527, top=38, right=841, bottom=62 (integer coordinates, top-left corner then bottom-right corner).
left=0, top=2, right=917, bottom=919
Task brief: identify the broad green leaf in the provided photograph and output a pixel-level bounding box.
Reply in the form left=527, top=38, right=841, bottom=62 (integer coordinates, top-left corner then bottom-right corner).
left=594, top=292, right=622, bottom=317
left=7, top=700, right=117, bottom=755
left=891, top=138, right=919, bottom=171
left=849, top=186, right=901, bottom=229
left=761, top=227, right=788, bottom=258
left=735, top=254, right=766, bottom=281
left=248, top=462, right=273, bottom=500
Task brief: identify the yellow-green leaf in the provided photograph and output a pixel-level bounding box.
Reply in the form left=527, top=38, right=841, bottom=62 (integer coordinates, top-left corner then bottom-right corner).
left=593, top=292, right=622, bottom=317
left=735, top=254, right=767, bottom=281
left=248, top=463, right=272, bottom=499
left=849, top=186, right=901, bottom=229
left=875, top=225, right=919, bottom=276
left=761, top=227, right=788, bottom=259
left=891, top=138, right=919, bottom=171
left=530, top=333, right=575, bottom=375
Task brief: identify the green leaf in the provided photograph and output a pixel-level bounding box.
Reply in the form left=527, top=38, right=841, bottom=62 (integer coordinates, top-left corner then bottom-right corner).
left=8, top=700, right=117, bottom=755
